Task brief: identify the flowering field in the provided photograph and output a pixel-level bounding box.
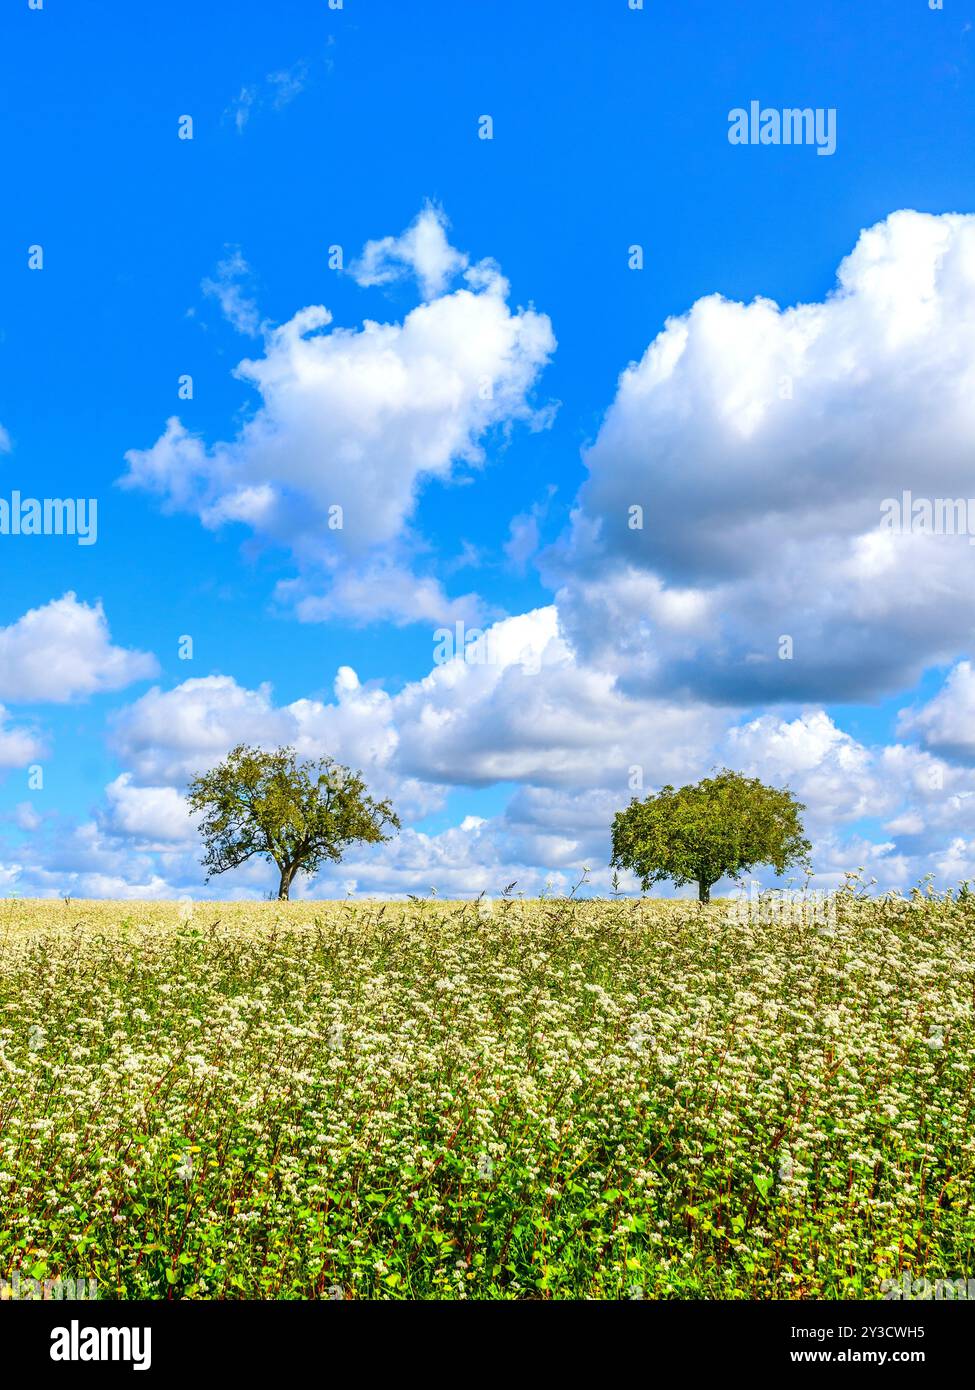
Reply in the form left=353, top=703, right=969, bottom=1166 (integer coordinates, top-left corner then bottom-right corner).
left=0, top=888, right=973, bottom=1300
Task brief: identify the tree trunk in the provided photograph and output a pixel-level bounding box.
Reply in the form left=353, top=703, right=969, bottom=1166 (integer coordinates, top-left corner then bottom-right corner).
left=698, top=880, right=711, bottom=904
left=278, top=865, right=295, bottom=900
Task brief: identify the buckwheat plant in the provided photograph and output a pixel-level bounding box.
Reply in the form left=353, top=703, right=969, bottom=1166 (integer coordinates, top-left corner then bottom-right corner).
left=0, top=882, right=971, bottom=1299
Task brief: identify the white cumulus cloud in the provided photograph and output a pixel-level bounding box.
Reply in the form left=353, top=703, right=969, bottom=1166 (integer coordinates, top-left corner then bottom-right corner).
left=0, top=594, right=158, bottom=704
left=550, top=210, right=975, bottom=702
left=122, top=210, right=555, bottom=624
left=349, top=203, right=470, bottom=299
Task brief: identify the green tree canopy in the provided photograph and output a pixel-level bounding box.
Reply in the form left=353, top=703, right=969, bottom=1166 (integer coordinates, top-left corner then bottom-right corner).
left=610, top=769, right=811, bottom=903
left=186, top=744, right=400, bottom=900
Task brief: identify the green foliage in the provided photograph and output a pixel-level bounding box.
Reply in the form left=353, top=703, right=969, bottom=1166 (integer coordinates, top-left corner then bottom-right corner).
left=0, top=887, right=973, bottom=1300
left=186, top=744, right=399, bottom=899
left=611, top=769, right=811, bottom=902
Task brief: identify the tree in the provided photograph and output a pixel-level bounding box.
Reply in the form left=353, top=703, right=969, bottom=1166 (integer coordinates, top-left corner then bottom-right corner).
left=186, top=744, right=400, bottom=900
left=610, top=769, right=811, bottom=904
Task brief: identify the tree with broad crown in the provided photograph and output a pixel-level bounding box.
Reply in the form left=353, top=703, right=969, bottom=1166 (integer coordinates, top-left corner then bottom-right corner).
left=186, top=744, right=400, bottom=900
left=610, top=769, right=811, bottom=904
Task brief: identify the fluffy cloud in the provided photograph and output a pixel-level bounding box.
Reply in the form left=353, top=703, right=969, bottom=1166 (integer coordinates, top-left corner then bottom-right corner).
left=112, top=606, right=717, bottom=801
left=110, top=676, right=291, bottom=786
left=0, top=594, right=157, bottom=703
left=92, top=603, right=956, bottom=898
left=101, top=774, right=197, bottom=848
left=122, top=209, right=555, bottom=624
left=110, top=670, right=436, bottom=822
left=316, top=821, right=576, bottom=901
left=0, top=707, right=44, bottom=769
left=11, top=606, right=975, bottom=898
left=550, top=210, right=975, bottom=702
left=278, top=561, right=490, bottom=629
left=201, top=247, right=261, bottom=335
left=0, top=814, right=190, bottom=900
left=349, top=203, right=470, bottom=300
left=388, top=609, right=725, bottom=790
left=21, top=207, right=975, bottom=898
left=897, top=661, right=975, bottom=762
left=725, top=710, right=883, bottom=824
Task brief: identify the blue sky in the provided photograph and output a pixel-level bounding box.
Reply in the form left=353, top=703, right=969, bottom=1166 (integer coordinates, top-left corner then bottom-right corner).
left=2, top=0, right=975, bottom=899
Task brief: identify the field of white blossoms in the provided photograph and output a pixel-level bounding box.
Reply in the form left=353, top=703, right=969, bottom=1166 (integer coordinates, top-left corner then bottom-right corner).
left=0, top=883, right=973, bottom=1299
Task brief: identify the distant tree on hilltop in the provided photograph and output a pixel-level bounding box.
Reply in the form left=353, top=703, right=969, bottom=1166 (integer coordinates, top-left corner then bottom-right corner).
left=610, top=769, right=811, bottom=904
left=187, top=744, right=399, bottom=900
